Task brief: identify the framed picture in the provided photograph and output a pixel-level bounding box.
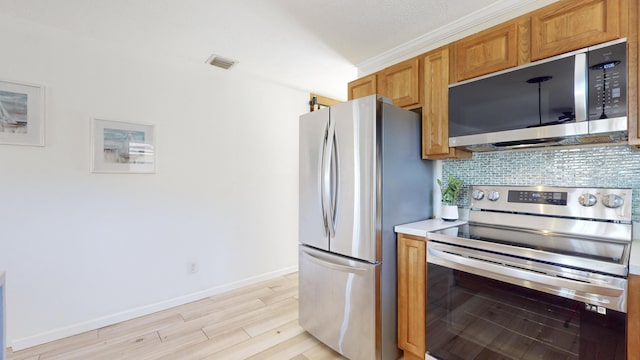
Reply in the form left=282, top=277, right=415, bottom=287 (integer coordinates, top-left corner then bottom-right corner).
left=91, top=118, right=155, bottom=173
left=0, top=79, right=45, bottom=146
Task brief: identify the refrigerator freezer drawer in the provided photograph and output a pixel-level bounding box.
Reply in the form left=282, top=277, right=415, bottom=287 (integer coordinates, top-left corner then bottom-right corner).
left=299, top=245, right=379, bottom=360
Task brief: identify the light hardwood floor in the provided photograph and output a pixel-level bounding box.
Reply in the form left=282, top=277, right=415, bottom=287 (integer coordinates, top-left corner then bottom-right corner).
left=7, top=272, right=349, bottom=360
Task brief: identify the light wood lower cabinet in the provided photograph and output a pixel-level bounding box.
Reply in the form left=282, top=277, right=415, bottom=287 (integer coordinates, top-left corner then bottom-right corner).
left=629, top=273, right=640, bottom=360
left=397, top=234, right=426, bottom=360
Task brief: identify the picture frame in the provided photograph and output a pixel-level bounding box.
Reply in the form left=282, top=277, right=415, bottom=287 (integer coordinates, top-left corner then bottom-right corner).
left=90, top=118, right=155, bottom=173
left=0, top=79, right=45, bottom=146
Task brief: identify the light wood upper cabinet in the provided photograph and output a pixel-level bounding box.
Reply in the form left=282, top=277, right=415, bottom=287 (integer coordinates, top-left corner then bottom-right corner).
left=455, top=17, right=531, bottom=81
left=626, top=0, right=639, bottom=147
left=397, top=234, right=427, bottom=360
left=531, top=0, right=622, bottom=60
left=421, top=47, right=451, bottom=157
left=377, top=57, right=421, bottom=108
left=347, top=73, right=377, bottom=100
left=421, top=47, right=470, bottom=160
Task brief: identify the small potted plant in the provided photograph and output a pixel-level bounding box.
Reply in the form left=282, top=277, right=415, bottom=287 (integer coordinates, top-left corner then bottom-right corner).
left=437, top=176, right=463, bottom=221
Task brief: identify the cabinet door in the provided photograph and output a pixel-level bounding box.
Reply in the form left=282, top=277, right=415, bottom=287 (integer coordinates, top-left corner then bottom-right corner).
left=455, top=18, right=530, bottom=81
left=348, top=73, right=377, bottom=100
left=629, top=274, right=640, bottom=360
left=421, top=47, right=451, bottom=157
left=625, top=0, right=639, bottom=147
left=377, top=57, right=420, bottom=108
left=397, top=234, right=426, bottom=360
left=531, top=0, right=621, bottom=60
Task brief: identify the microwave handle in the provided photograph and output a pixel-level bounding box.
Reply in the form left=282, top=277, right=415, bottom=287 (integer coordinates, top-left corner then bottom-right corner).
left=574, top=52, right=587, bottom=122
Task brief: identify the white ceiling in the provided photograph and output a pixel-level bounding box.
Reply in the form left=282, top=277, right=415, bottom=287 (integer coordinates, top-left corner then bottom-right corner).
left=0, top=0, right=556, bottom=100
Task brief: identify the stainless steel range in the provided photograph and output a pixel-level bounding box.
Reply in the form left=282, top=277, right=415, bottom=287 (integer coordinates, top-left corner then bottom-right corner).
left=425, top=185, right=632, bottom=360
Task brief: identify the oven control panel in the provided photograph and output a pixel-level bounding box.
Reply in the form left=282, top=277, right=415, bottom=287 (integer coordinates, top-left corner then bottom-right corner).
left=507, top=190, right=567, bottom=205
left=469, top=185, right=632, bottom=222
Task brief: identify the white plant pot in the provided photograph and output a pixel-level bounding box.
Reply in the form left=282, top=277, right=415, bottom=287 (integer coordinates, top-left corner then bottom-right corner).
left=441, top=204, right=459, bottom=221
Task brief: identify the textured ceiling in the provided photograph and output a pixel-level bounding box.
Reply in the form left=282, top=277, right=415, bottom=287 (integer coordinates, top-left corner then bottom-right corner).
left=0, top=0, right=550, bottom=100
left=270, top=0, right=501, bottom=65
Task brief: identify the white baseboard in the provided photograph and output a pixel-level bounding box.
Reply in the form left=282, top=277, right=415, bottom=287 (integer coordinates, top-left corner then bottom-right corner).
left=10, top=266, right=298, bottom=351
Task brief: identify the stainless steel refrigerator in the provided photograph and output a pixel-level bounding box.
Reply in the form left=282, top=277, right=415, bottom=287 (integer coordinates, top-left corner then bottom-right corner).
left=298, top=94, right=433, bottom=360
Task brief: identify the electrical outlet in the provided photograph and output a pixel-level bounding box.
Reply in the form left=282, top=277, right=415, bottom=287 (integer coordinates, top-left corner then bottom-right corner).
left=188, top=259, right=199, bottom=274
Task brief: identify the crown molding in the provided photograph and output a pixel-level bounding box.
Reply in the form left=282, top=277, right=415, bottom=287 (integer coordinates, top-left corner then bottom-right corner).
left=356, top=0, right=559, bottom=76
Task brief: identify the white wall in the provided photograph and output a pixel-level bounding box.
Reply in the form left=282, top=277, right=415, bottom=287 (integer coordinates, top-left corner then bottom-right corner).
left=0, top=14, right=307, bottom=350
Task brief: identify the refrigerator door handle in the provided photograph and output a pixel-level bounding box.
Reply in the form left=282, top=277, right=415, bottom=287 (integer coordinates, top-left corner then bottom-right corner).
left=323, top=119, right=337, bottom=238
left=320, top=122, right=330, bottom=235
left=329, top=129, right=339, bottom=237
left=302, top=249, right=368, bottom=275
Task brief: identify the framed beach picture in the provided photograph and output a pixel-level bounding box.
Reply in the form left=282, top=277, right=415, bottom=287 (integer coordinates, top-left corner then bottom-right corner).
left=0, top=79, right=45, bottom=146
left=90, top=118, right=155, bottom=173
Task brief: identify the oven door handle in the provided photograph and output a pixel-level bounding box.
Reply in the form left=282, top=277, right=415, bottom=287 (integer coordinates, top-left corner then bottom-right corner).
left=427, top=246, right=624, bottom=298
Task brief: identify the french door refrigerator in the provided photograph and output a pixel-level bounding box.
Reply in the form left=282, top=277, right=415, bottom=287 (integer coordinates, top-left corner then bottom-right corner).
left=298, top=94, right=433, bottom=360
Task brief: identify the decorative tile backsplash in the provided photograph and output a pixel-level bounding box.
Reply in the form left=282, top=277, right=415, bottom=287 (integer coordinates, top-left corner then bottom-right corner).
left=442, top=145, right=640, bottom=221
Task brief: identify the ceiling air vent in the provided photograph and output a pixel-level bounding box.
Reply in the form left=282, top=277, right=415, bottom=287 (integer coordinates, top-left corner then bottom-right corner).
left=206, top=54, right=237, bottom=70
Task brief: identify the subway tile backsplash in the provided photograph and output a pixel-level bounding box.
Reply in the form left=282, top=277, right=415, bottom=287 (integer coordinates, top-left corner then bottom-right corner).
left=442, top=145, right=640, bottom=221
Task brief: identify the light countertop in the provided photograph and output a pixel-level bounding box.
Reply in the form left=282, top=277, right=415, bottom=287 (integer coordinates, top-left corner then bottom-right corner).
left=394, top=218, right=466, bottom=238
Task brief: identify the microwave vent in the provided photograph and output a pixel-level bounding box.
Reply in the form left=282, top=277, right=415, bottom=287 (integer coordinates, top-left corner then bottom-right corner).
left=578, top=135, right=616, bottom=143
left=578, top=134, right=627, bottom=144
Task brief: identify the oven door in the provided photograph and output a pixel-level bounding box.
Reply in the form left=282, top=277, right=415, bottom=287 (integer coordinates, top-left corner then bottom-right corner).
left=426, top=251, right=627, bottom=359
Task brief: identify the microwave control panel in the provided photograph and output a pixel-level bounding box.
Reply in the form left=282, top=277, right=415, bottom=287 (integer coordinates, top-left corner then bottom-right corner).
left=588, top=42, right=627, bottom=120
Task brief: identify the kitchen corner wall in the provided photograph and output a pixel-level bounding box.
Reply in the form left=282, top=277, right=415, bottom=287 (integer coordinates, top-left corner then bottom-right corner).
left=442, top=144, right=640, bottom=221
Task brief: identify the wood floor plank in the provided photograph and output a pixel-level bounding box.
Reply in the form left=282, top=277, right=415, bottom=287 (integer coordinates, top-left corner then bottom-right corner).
left=124, top=329, right=208, bottom=360
left=6, top=330, right=99, bottom=359
left=4, top=353, right=39, bottom=360
left=259, top=284, right=298, bottom=305
left=158, top=298, right=266, bottom=342
left=155, top=328, right=251, bottom=360
left=245, top=331, right=320, bottom=360
left=242, top=302, right=299, bottom=337
left=201, top=319, right=306, bottom=359
left=299, top=342, right=348, bottom=360
left=210, top=276, right=292, bottom=302
left=41, top=331, right=161, bottom=360
left=97, top=313, right=184, bottom=341
left=156, top=329, right=251, bottom=360
left=180, top=286, right=274, bottom=321
left=201, top=297, right=297, bottom=339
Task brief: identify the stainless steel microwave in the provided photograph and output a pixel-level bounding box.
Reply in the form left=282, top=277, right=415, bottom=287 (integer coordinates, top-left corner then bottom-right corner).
left=448, top=39, right=628, bottom=151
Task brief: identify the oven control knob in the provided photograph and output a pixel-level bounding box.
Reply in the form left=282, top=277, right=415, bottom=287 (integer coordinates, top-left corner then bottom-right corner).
left=578, top=193, right=597, bottom=207
left=487, top=190, right=500, bottom=201
left=471, top=189, right=485, bottom=200
left=602, top=194, right=624, bottom=208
